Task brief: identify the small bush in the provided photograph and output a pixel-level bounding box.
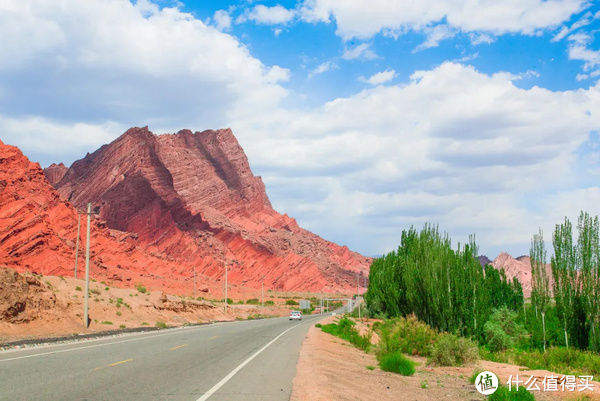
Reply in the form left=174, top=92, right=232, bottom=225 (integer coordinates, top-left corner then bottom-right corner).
left=319, top=317, right=372, bottom=352
left=379, top=352, right=415, bottom=375
left=488, top=386, right=535, bottom=401
left=420, top=380, right=428, bottom=389
left=119, top=324, right=126, bottom=329
left=141, top=322, right=149, bottom=326
left=469, top=369, right=483, bottom=384
left=101, top=321, right=113, bottom=325
left=366, top=365, right=375, bottom=370
left=75, top=286, right=82, bottom=291
left=116, top=311, right=122, bottom=316
left=246, top=298, right=259, bottom=305
left=376, top=315, right=438, bottom=358
left=429, top=333, right=479, bottom=366
left=265, top=300, right=275, bottom=306
left=155, top=321, right=168, bottom=329
left=225, top=298, right=233, bottom=305
left=90, top=288, right=100, bottom=295
left=136, top=284, right=147, bottom=294
left=286, top=299, right=298, bottom=306
left=315, top=323, right=322, bottom=328
left=484, top=307, right=527, bottom=353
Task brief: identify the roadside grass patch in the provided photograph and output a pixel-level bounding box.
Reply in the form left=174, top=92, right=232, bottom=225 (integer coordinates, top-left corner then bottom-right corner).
left=75, top=286, right=82, bottom=291
left=489, top=386, right=535, bottom=401
left=155, top=321, right=168, bottom=329
left=101, top=321, right=113, bottom=325
left=482, top=346, right=600, bottom=377
left=469, top=369, right=483, bottom=384
left=319, top=317, right=372, bottom=352
left=285, top=299, right=298, bottom=306
left=136, top=284, right=147, bottom=293
left=379, top=351, right=415, bottom=376
left=246, top=298, right=259, bottom=305
left=376, top=315, right=438, bottom=358
left=265, top=300, right=274, bottom=306
left=428, top=333, right=479, bottom=366
left=141, top=322, right=149, bottom=326
left=366, top=365, right=376, bottom=370
left=420, top=379, right=429, bottom=389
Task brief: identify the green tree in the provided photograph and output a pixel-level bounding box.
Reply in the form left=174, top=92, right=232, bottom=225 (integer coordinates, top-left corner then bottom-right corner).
left=530, top=228, right=550, bottom=351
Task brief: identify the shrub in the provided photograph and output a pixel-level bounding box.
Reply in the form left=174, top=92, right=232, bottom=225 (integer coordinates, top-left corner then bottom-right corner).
left=320, top=317, right=372, bottom=352
left=75, top=286, right=82, bottom=291
left=90, top=288, right=100, bottom=295
left=484, top=307, right=527, bottom=352
left=429, top=333, right=479, bottom=366
left=469, top=369, right=483, bottom=384
left=286, top=299, right=298, bottom=306
left=141, top=322, right=149, bottom=326
left=246, top=298, right=259, bottom=305
left=226, top=298, right=234, bottom=305
left=377, top=315, right=438, bottom=358
left=488, top=386, right=535, bottom=401
left=155, top=321, right=168, bottom=329
left=101, top=321, right=113, bottom=325
left=265, top=300, right=274, bottom=306
left=366, top=365, right=375, bottom=370
left=379, top=351, right=415, bottom=375
left=136, top=284, right=147, bottom=294
left=315, top=323, right=322, bottom=328
left=119, top=324, right=126, bottom=329
left=420, top=380, right=428, bottom=389
left=116, top=311, right=122, bottom=316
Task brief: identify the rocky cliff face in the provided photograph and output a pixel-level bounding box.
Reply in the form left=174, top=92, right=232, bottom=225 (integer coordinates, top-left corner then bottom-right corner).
left=0, top=139, right=219, bottom=295
left=53, top=127, right=371, bottom=293
left=43, top=163, right=68, bottom=186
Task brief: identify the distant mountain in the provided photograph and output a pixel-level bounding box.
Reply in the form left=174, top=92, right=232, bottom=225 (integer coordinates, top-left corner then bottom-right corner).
left=477, top=255, right=492, bottom=267
left=43, top=163, right=68, bottom=186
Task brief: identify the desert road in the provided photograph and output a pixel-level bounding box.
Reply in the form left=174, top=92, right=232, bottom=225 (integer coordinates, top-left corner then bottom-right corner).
left=0, top=314, right=324, bottom=401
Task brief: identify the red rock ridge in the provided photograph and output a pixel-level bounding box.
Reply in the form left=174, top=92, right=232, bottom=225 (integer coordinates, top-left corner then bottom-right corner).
left=491, top=252, right=553, bottom=297
left=54, top=127, right=371, bottom=293
left=0, top=138, right=220, bottom=295
left=43, top=163, right=68, bottom=186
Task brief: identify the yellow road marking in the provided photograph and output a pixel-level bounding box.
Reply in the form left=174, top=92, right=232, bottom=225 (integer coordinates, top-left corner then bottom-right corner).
left=170, top=344, right=188, bottom=351
left=94, top=358, right=133, bottom=371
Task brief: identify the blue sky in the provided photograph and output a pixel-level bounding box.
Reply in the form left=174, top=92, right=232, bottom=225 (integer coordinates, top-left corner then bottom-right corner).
left=1, top=0, right=600, bottom=259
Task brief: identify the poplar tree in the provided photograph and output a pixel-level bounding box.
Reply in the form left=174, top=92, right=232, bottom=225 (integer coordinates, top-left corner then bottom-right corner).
left=552, top=218, right=576, bottom=348
left=530, top=229, right=550, bottom=351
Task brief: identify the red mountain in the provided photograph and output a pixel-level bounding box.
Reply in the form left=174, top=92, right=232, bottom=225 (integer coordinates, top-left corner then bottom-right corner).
left=0, top=138, right=219, bottom=295
left=44, top=163, right=68, bottom=186
left=491, top=252, right=553, bottom=297
left=52, top=127, right=371, bottom=293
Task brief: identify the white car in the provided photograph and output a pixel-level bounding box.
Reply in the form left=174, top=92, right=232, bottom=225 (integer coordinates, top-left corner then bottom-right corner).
left=289, top=311, right=302, bottom=320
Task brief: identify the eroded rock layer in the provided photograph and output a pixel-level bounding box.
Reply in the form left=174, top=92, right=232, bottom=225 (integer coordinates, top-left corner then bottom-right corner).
left=54, top=127, right=371, bottom=292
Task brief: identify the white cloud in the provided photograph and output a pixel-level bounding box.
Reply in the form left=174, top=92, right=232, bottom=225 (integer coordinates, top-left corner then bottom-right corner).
left=469, top=32, right=495, bottom=45
left=359, top=69, right=396, bottom=85
left=0, top=0, right=289, bottom=137
left=309, top=61, right=338, bottom=77
left=342, top=43, right=378, bottom=60
left=300, top=0, right=586, bottom=40
left=551, top=11, right=596, bottom=42
left=213, top=9, right=231, bottom=31
left=568, top=32, right=600, bottom=71
left=233, top=62, right=600, bottom=256
left=414, top=24, right=455, bottom=51
left=244, top=5, right=295, bottom=25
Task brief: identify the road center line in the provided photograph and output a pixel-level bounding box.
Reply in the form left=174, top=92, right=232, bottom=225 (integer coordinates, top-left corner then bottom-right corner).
left=169, top=344, right=188, bottom=351
left=196, top=322, right=302, bottom=401
left=109, top=358, right=133, bottom=367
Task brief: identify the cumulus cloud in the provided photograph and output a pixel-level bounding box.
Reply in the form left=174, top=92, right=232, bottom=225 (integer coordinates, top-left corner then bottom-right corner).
left=359, top=69, right=396, bottom=85
left=568, top=32, right=600, bottom=71
left=300, top=0, right=586, bottom=40
left=0, top=0, right=289, bottom=163
left=414, top=24, right=455, bottom=51
left=213, top=9, right=232, bottom=31
left=342, top=43, right=378, bottom=60
left=243, top=5, right=295, bottom=25
left=234, top=62, right=600, bottom=255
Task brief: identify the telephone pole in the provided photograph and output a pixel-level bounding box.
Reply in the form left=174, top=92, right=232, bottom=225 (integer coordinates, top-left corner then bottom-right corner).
left=224, top=262, right=228, bottom=313
left=193, top=266, right=196, bottom=299
left=83, top=203, right=91, bottom=328
left=74, top=213, right=81, bottom=279
left=261, top=275, right=265, bottom=309
left=357, top=273, right=361, bottom=319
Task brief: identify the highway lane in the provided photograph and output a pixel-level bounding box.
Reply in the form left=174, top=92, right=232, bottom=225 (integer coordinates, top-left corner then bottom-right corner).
left=0, top=314, right=324, bottom=401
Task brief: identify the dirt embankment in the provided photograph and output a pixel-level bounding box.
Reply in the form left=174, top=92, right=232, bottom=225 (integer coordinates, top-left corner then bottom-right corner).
left=0, top=267, right=291, bottom=343
left=291, top=317, right=600, bottom=401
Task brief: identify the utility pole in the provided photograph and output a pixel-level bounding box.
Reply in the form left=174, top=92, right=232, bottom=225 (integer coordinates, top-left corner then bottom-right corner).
left=83, top=203, right=91, bottom=329
left=193, top=266, right=196, bottom=299
left=224, top=262, right=228, bottom=313
left=357, top=273, right=361, bottom=320
left=74, top=213, right=81, bottom=279
left=261, top=275, right=265, bottom=309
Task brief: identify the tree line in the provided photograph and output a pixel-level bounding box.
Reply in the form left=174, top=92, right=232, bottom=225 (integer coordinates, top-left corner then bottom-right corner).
left=365, top=224, right=523, bottom=340
left=530, top=211, right=600, bottom=351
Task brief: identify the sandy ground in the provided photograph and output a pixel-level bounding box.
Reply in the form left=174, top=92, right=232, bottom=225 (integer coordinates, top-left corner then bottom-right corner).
left=291, top=317, right=600, bottom=401
left=0, top=273, right=297, bottom=343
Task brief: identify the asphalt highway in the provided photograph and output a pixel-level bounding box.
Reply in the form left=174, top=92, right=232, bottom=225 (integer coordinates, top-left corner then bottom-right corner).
left=0, top=314, right=324, bottom=401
